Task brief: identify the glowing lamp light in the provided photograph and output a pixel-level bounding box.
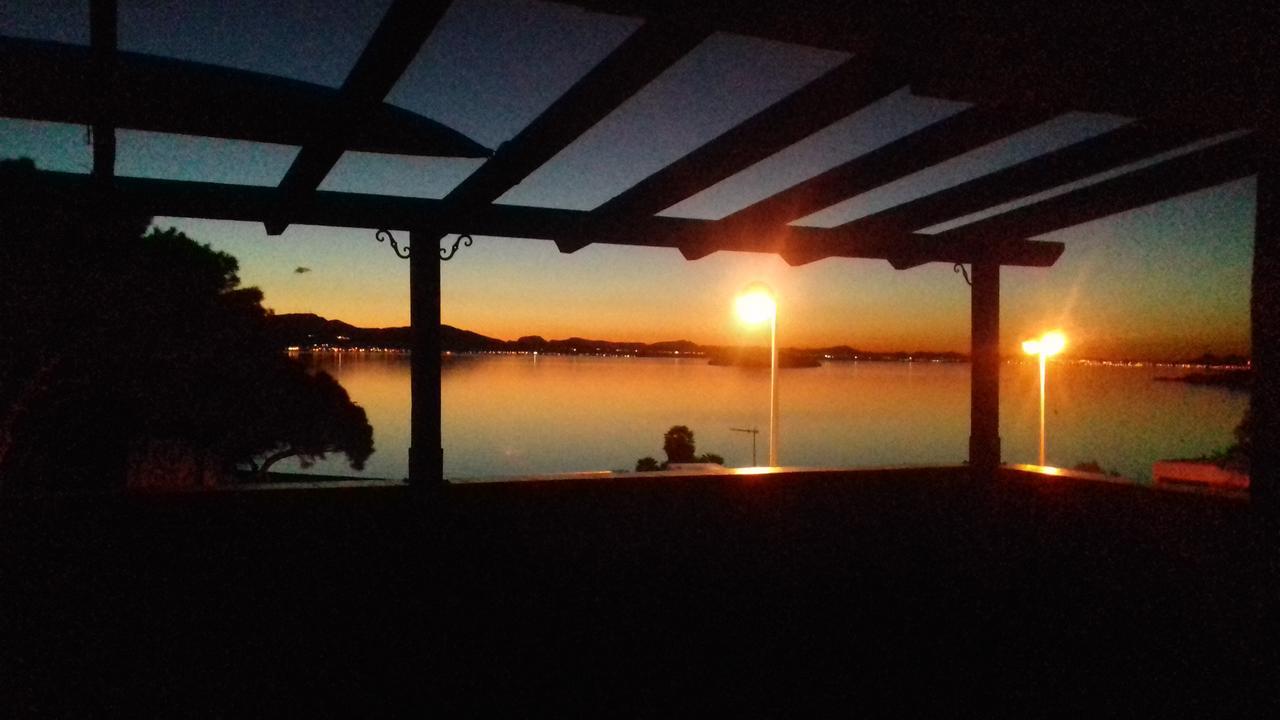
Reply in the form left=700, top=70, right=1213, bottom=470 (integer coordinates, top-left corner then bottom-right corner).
left=1023, top=331, right=1066, bottom=358
left=736, top=287, right=776, bottom=325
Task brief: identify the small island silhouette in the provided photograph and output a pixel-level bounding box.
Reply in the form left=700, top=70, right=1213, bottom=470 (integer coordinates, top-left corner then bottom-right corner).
left=706, top=347, right=821, bottom=368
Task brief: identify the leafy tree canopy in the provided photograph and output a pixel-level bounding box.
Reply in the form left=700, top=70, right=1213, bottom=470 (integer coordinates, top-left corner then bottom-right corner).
left=0, top=158, right=373, bottom=491
left=663, top=425, right=697, bottom=464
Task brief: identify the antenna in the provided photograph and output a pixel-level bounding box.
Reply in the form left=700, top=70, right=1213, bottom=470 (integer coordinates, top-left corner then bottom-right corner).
left=729, top=426, right=759, bottom=467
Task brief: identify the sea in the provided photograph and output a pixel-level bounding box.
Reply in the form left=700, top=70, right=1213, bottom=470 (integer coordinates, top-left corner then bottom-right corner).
left=275, top=352, right=1248, bottom=483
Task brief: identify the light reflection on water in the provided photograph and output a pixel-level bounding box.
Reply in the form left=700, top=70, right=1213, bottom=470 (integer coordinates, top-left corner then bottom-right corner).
left=276, top=353, right=1247, bottom=483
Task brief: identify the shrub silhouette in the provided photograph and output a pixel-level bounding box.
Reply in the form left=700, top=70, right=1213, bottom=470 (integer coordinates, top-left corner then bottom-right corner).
left=635, top=457, right=661, bottom=472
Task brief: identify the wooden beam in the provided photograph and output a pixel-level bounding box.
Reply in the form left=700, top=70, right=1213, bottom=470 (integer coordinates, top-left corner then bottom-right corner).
left=656, top=222, right=1066, bottom=268
left=25, top=170, right=1065, bottom=267
left=267, top=0, right=455, bottom=234
left=713, top=104, right=1062, bottom=233
left=844, top=121, right=1213, bottom=236
left=587, top=57, right=906, bottom=224
left=940, top=132, right=1258, bottom=244
left=1251, top=128, right=1279, bottom=510
left=536, top=0, right=875, bottom=56
left=884, top=239, right=1064, bottom=271
left=969, top=260, right=1001, bottom=477
left=0, top=38, right=488, bottom=159
left=89, top=0, right=116, bottom=186
left=438, top=20, right=711, bottom=219
left=555, top=1, right=1269, bottom=129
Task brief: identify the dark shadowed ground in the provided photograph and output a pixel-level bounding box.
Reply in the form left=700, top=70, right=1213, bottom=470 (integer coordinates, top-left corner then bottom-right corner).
left=2, top=468, right=1275, bottom=716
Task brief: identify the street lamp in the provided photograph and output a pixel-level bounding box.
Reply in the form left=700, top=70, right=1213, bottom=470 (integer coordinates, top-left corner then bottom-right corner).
left=736, top=284, right=778, bottom=466
left=1022, top=331, right=1066, bottom=466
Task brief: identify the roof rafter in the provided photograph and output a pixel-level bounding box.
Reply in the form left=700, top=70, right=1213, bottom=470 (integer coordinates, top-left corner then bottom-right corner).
left=887, top=132, right=1258, bottom=269
left=712, top=104, right=1064, bottom=238
left=555, top=1, right=1271, bottom=127
left=843, top=121, right=1216, bottom=237
left=266, top=0, right=458, bottom=234
left=655, top=103, right=1065, bottom=266
left=574, top=56, right=906, bottom=239
left=945, top=132, right=1257, bottom=244
left=433, top=19, right=713, bottom=234
left=0, top=37, right=487, bottom=159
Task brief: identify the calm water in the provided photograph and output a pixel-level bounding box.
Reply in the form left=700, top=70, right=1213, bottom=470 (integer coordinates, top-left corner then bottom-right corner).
left=277, top=353, right=1248, bottom=483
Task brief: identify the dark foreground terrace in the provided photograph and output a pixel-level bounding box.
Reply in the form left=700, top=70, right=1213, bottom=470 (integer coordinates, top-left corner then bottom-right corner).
left=2, top=466, right=1274, bottom=715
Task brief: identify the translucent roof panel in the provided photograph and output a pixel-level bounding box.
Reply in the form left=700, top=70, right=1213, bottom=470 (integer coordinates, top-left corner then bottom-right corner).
left=116, top=130, right=299, bottom=186
left=660, top=88, right=970, bottom=220
left=119, top=0, right=394, bottom=88
left=0, top=118, right=93, bottom=173
left=496, top=32, right=849, bottom=211
left=318, top=151, right=485, bottom=199
left=0, top=0, right=87, bottom=45
left=793, top=111, right=1133, bottom=228
left=388, top=0, right=641, bottom=151
left=918, top=130, right=1254, bottom=234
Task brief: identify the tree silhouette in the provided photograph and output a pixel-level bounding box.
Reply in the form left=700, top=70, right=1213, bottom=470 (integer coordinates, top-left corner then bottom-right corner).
left=663, top=425, right=697, bottom=464
left=228, top=362, right=373, bottom=479
left=632, top=425, right=723, bottom=471
left=0, top=158, right=373, bottom=491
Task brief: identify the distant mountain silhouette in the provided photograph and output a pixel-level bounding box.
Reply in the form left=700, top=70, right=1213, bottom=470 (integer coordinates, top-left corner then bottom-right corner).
left=265, top=313, right=972, bottom=363
left=267, top=314, right=698, bottom=356
left=267, top=313, right=411, bottom=349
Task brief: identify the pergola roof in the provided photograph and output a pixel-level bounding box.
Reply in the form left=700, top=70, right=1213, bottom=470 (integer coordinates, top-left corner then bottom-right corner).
left=1, top=0, right=1269, bottom=269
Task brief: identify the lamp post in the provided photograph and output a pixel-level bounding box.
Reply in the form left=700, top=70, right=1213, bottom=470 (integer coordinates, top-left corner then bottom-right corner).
left=1021, top=331, right=1066, bottom=466
left=736, top=284, right=778, bottom=466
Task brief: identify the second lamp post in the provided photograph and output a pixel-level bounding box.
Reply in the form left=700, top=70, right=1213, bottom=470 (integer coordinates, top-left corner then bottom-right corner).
left=1022, top=331, right=1066, bottom=466
left=736, top=283, right=779, bottom=467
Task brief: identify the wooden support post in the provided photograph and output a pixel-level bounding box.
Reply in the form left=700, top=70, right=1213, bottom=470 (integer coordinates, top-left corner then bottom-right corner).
left=409, top=230, right=443, bottom=485
left=969, top=260, right=1002, bottom=478
left=90, top=0, right=116, bottom=186
left=1251, top=130, right=1279, bottom=511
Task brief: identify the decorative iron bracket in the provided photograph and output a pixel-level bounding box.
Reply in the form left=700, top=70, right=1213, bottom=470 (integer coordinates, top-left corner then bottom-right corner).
left=375, top=229, right=410, bottom=259
left=440, top=234, right=473, bottom=261
left=953, top=263, right=973, bottom=287
left=373, top=230, right=474, bottom=261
